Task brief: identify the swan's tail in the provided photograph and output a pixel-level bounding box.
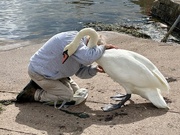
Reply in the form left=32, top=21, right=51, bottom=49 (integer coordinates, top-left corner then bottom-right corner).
left=144, top=88, right=169, bottom=109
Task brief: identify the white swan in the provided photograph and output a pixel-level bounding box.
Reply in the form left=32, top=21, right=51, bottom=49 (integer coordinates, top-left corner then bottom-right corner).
left=62, top=28, right=170, bottom=111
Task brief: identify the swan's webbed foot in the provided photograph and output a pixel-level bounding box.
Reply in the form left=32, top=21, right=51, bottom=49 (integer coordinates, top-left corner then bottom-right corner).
left=101, top=94, right=131, bottom=112
left=101, top=103, right=124, bottom=112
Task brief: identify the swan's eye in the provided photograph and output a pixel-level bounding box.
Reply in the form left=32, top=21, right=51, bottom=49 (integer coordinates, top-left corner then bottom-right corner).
left=62, top=50, right=69, bottom=64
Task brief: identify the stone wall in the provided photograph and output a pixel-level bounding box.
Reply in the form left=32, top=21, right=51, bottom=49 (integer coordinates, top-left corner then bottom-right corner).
left=151, top=0, right=180, bottom=32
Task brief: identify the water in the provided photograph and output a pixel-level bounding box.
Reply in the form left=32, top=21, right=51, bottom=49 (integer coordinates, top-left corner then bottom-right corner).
left=0, top=0, right=178, bottom=48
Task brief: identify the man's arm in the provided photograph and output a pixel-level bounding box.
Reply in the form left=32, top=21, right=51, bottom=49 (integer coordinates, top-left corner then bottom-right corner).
left=75, top=64, right=98, bottom=79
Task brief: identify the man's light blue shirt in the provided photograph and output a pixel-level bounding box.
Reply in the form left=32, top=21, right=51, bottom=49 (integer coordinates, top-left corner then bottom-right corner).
left=28, top=31, right=105, bottom=80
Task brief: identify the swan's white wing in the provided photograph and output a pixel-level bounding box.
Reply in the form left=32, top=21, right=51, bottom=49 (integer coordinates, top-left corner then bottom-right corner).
left=129, top=50, right=170, bottom=91
left=97, top=49, right=169, bottom=91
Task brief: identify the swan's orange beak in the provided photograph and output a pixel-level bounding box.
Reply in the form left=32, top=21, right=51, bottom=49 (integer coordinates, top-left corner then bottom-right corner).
left=62, top=50, right=69, bottom=64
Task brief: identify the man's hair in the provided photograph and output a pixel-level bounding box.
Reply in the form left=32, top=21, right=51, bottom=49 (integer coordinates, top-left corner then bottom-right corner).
left=85, top=34, right=106, bottom=45
left=97, top=35, right=106, bottom=45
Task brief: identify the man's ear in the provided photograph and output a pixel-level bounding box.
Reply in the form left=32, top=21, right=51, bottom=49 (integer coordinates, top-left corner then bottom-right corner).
left=62, top=50, right=69, bottom=64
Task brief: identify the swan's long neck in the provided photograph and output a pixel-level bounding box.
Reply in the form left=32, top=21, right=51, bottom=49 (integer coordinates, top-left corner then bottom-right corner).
left=73, top=28, right=99, bottom=48
left=64, top=28, right=99, bottom=56
left=85, top=29, right=99, bottom=48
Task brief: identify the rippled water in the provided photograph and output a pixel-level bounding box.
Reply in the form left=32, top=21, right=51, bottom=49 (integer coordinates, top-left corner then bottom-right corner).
left=0, top=0, right=178, bottom=47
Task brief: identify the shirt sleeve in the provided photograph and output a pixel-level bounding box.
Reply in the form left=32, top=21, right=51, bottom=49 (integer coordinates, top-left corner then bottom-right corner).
left=71, top=40, right=106, bottom=66
left=75, top=64, right=98, bottom=79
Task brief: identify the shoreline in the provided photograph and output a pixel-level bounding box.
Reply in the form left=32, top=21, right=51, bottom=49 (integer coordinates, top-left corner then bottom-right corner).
left=0, top=27, right=179, bottom=52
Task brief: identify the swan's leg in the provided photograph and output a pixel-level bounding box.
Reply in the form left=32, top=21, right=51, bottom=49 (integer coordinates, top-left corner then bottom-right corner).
left=101, top=94, right=131, bottom=112
left=110, top=94, right=127, bottom=101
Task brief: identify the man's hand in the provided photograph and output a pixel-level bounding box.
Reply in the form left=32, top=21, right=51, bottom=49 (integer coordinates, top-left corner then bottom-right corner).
left=105, top=44, right=119, bottom=49
left=97, top=65, right=105, bottom=73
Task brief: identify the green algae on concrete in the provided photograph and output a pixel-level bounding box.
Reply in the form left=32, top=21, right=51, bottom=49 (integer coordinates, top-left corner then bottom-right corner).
left=84, top=22, right=151, bottom=39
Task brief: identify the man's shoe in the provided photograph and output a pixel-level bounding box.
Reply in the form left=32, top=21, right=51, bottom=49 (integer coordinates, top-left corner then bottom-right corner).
left=44, top=88, right=88, bottom=108
left=73, top=88, right=88, bottom=105
left=16, top=80, right=41, bottom=102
